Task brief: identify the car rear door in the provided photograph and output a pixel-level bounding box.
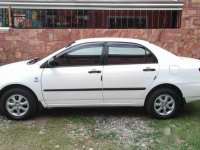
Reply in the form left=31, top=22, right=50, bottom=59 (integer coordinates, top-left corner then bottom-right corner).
left=41, top=42, right=105, bottom=106
left=102, top=42, right=159, bottom=104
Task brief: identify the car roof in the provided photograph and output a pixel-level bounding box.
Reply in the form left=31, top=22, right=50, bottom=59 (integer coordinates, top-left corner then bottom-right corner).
left=74, top=38, right=150, bottom=46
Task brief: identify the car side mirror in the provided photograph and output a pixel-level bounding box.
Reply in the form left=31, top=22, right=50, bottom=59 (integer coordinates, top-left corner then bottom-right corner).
left=47, top=57, right=57, bottom=68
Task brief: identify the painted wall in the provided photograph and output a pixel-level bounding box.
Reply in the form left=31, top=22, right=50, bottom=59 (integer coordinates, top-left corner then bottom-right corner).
left=0, top=0, right=199, bottom=64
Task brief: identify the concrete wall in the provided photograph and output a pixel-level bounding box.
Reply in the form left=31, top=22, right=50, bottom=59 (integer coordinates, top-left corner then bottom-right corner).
left=0, top=0, right=199, bottom=64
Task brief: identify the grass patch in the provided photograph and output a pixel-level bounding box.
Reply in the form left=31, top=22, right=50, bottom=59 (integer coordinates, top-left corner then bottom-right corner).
left=92, top=130, right=118, bottom=140
left=147, top=101, right=200, bottom=150
left=67, top=114, right=95, bottom=125
left=1, top=102, right=200, bottom=149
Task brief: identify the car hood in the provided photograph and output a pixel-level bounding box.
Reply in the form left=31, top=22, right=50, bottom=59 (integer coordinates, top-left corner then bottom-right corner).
left=0, top=61, right=29, bottom=73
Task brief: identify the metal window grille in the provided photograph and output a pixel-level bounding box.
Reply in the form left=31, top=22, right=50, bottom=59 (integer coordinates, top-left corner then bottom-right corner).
left=1, top=9, right=182, bottom=29
left=0, top=8, right=8, bottom=27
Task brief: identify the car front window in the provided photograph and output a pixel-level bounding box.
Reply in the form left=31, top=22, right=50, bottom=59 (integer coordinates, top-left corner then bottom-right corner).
left=54, top=44, right=103, bottom=66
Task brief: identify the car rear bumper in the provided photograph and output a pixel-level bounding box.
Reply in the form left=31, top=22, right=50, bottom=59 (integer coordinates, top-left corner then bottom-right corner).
left=178, top=82, right=200, bottom=103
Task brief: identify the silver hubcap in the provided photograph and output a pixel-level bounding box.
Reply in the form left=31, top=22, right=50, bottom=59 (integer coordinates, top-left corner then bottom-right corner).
left=6, top=94, right=29, bottom=117
left=154, top=94, right=175, bottom=116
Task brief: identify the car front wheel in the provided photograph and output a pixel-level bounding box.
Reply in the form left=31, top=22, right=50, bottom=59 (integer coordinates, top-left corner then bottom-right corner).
left=0, top=88, right=38, bottom=120
left=146, top=88, right=180, bottom=119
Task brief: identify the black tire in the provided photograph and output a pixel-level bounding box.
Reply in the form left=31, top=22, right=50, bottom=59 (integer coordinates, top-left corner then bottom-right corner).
left=0, top=88, right=38, bottom=120
left=145, top=88, right=181, bottom=119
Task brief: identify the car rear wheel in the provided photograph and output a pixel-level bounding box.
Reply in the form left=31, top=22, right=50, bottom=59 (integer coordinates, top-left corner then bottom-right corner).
left=146, top=88, right=180, bottom=119
left=0, top=88, right=38, bottom=120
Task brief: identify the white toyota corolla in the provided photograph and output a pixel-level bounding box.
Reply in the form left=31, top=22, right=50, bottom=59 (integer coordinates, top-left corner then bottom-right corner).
left=0, top=38, right=200, bottom=120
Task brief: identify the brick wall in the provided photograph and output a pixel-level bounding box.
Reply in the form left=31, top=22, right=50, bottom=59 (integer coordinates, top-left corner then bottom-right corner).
left=0, top=0, right=200, bottom=64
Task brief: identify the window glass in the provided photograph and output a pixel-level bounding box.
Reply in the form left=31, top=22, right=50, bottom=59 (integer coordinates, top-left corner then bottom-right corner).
left=107, top=45, right=146, bottom=65
left=107, top=44, right=158, bottom=65
left=146, top=50, right=158, bottom=63
left=68, top=47, right=102, bottom=56
left=55, top=45, right=102, bottom=66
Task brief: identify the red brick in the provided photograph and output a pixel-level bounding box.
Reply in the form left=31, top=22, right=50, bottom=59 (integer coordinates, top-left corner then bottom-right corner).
left=192, top=0, right=200, bottom=3
left=0, top=34, right=4, bottom=40
left=46, top=41, right=64, bottom=52
left=150, top=30, right=163, bottom=42
left=15, top=52, right=22, bottom=59
left=53, top=29, right=70, bottom=41
left=1, top=0, right=200, bottom=64
left=37, top=30, right=54, bottom=41
left=193, top=19, right=200, bottom=25
left=20, top=30, right=37, bottom=40
left=29, top=40, right=45, bottom=47
left=184, top=0, right=190, bottom=8
left=0, top=52, right=7, bottom=62
left=186, top=9, right=198, bottom=15
left=5, top=35, right=21, bottom=41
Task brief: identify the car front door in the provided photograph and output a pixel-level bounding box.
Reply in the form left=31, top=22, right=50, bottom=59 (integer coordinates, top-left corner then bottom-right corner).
left=102, top=42, right=159, bottom=105
left=41, top=42, right=104, bottom=106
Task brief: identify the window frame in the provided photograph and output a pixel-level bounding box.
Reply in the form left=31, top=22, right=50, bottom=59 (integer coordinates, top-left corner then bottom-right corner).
left=103, top=42, right=158, bottom=66
left=43, top=42, right=107, bottom=68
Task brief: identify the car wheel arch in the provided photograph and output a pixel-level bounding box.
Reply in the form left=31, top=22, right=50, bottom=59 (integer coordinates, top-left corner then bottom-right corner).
left=144, top=83, right=185, bottom=107
left=0, top=84, right=39, bottom=103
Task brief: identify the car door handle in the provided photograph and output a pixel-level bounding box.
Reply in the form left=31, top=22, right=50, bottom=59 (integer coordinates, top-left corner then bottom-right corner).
left=143, top=68, right=156, bottom=72
left=88, top=70, right=101, bottom=74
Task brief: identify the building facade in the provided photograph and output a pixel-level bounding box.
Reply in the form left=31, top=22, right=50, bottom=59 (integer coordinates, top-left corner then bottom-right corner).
left=0, top=0, right=199, bottom=65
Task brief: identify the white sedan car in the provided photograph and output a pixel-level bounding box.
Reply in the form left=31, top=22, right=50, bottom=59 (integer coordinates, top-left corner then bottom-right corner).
left=0, top=38, right=200, bottom=120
